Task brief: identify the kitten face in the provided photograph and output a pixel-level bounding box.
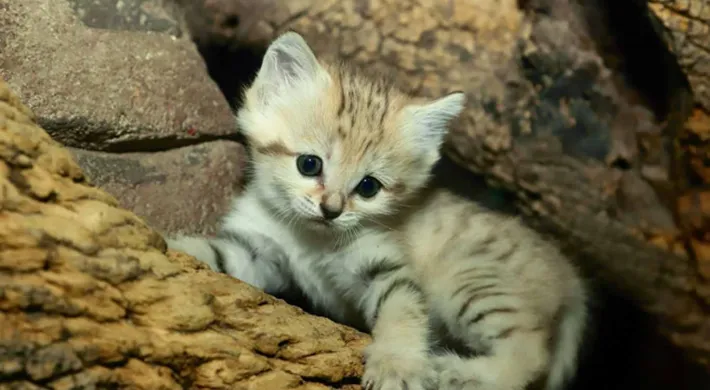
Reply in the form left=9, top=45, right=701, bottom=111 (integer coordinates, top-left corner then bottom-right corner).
left=237, top=32, right=465, bottom=232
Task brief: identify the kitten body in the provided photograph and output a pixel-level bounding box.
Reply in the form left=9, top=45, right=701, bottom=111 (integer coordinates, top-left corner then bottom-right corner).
left=168, top=32, right=587, bottom=390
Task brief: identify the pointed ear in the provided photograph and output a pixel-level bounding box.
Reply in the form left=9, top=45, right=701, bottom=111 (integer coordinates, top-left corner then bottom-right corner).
left=250, top=32, right=325, bottom=104
left=403, top=91, right=466, bottom=159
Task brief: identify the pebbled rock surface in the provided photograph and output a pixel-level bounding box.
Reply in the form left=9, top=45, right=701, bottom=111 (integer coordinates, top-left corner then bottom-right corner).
left=0, top=76, right=367, bottom=389
left=70, top=140, right=247, bottom=236
left=0, top=0, right=237, bottom=152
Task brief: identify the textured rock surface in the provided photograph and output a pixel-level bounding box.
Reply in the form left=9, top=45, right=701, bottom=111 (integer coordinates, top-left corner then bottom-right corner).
left=649, top=0, right=710, bottom=112
left=70, top=141, right=247, bottom=236
left=0, top=0, right=237, bottom=152
left=0, top=77, right=367, bottom=389
left=174, top=0, right=710, bottom=373
left=0, top=0, right=245, bottom=235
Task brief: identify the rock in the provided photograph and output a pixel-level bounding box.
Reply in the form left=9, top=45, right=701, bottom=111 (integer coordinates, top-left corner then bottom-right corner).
left=69, top=0, right=182, bottom=35
left=649, top=0, right=710, bottom=112
left=70, top=140, right=247, bottom=236
left=0, top=0, right=238, bottom=152
left=0, top=76, right=368, bottom=389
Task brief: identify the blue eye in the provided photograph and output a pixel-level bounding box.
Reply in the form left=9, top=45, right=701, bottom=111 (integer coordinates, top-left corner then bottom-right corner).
left=296, top=155, right=323, bottom=177
left=355, top=176, right=382, bottom=198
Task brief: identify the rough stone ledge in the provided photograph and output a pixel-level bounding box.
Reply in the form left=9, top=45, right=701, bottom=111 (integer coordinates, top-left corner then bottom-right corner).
left=0, top=0, right=239, bottom=153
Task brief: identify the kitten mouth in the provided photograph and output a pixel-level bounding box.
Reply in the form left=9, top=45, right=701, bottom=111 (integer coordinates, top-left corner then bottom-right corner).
left=307, top=218, right=333, bottom=227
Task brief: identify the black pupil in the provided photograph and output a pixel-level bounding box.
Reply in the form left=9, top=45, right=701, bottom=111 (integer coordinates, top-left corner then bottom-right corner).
left=303, top=157, right=317, bottom=172
left=298, top=155, right=321, bottom=176
left=357, top=177, right=380, bottom=197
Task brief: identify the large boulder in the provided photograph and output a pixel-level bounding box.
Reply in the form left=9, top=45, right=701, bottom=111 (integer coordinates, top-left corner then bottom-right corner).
left=0, top=0, right=245, bottom=235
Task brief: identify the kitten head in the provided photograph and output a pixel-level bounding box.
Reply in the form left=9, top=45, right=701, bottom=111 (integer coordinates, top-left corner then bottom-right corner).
left=237, top=31, right=466, bottom=232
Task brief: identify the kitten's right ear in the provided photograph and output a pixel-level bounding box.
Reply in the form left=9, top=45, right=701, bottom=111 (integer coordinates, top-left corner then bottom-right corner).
left=251, top=32, right=324, bottom=103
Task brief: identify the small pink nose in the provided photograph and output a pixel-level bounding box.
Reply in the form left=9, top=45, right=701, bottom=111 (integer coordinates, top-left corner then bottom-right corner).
left=320, top=193, right=344, bottom=219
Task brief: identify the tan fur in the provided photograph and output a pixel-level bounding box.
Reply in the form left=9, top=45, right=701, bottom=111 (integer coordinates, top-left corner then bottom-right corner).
left=400, top=190, right=586, bottom=390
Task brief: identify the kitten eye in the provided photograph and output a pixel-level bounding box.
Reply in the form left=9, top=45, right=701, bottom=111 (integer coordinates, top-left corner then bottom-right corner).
left=355, top=176, right=382, bottom=198
left=296, top=154, right=323, bottom=177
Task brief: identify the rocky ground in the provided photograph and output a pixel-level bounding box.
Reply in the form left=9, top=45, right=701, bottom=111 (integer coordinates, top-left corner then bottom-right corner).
left=2, top=0, right=710, bottom=389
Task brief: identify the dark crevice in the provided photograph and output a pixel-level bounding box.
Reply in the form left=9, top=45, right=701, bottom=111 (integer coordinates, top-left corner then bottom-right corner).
left=299, top=374, right=362, bottom=388
left=579, top=0, right=692, bottom=121
left=609, top=157, right=632, bottom=170
left=38, top=116, right=248, bottom=154
left=194, top=41, right=267, bottom=110
left=99, top=132, right=248, bottom=153
left=569, top=284, right=710, bottom=390
left=66, top=132, right=247, bottom=154
left=222, top=15, right=240, bottom=29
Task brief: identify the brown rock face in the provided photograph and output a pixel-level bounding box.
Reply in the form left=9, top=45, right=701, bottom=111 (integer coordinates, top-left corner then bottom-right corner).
left=0, top=0, right=237, bottom=152
left=0, top=0, right=246, bottom=235
left=69, top=141, right=247, bottom=236
left=0, top=77, right=367, bottom=389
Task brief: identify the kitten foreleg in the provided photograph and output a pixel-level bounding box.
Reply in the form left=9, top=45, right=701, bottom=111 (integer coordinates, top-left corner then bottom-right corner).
left=166, top=229, right=290, bottom=295
left=359, top=261, right=436, bottom=390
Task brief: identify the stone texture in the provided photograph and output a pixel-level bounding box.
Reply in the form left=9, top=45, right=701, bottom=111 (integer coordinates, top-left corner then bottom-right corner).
left=70, top=140, right=247, bottom=236
left=0, top=76, right=368, bottom=389
left=0, top=0, right=238, bottom=152
left=649, top=0, right=710, bottom=113
left=173, top=0, right=710, bottom=374
left=69, top=0, right=182, bottom=35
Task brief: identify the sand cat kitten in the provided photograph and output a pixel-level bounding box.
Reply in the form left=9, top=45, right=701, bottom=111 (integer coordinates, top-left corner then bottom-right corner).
left=167, top=32, right=587, bottom=390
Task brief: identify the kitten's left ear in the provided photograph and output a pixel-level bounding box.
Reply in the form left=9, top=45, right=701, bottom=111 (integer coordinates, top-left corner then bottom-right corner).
left=250, top=31, right=326, bottom=105
left=404, top=91, right=467, bottom=159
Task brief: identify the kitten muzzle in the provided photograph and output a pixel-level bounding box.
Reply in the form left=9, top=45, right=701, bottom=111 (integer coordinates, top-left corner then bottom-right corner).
left=320, top=193, right=344, bottom=220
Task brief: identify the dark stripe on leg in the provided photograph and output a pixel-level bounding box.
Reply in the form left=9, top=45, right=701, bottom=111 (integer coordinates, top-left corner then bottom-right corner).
left=494, top=243, right=518, bottom=262
left=457, top=291, right=514, bottom=321
left=360, top=260, right=404, bottom=282
left=208, top=241, right=227, bottom=273
left=492, top=326, right=519, bottom=339
left=373, top=277, right=422, bottom=319
left=452, top=283, right=497, bottom=299
left=468, top=308, right=517, bottom=326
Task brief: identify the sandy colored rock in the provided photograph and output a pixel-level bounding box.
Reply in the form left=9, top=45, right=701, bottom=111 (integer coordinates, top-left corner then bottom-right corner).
left=0, top=77, right=367, bottom=389
left=70, top=140, right=247, bottom=236
left=0, top=0, right=237, bottom=152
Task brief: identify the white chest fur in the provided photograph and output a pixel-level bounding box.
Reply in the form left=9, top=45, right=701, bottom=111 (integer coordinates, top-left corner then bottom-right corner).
left=221, top=192, right=401, bottom=328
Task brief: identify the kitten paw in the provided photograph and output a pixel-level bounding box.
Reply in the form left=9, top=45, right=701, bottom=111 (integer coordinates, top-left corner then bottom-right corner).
left=362, top=343, right=436, bottom=390
left=433, top=355, right=480, bottom=390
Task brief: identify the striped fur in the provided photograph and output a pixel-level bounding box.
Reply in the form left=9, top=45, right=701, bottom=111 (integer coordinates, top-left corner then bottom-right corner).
left=167, top=32, right=587, bottom=390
